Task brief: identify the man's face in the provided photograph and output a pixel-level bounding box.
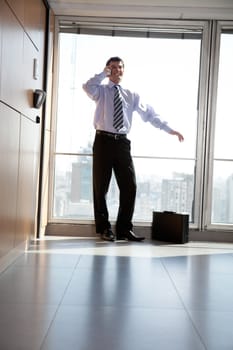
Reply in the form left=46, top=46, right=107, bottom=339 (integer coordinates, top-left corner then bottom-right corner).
left=108, top=61, right=124, bottom=84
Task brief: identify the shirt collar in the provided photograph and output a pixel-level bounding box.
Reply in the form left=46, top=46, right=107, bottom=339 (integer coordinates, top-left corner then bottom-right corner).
left=108, top=81, right=123, bottom=90
left=108, top=80, right=116, bottom=88
left=108, top=79, right=123, bottom=89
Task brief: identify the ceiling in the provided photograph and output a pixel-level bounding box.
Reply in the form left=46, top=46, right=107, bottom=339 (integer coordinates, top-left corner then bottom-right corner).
left=47, top=0, right=233, bottom=20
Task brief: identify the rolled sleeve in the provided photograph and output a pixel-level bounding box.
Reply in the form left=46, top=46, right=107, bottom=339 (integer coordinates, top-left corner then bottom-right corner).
left=82, top=72, right=106, bottom=100
left=135, top=95, right=173, bottom=133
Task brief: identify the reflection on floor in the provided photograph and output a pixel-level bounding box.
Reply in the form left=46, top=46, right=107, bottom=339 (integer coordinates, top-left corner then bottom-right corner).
left=0, top=237, right=233, bottom=350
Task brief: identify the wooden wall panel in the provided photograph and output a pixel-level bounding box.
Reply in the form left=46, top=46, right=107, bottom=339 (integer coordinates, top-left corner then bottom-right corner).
left=0, top=0, right=48, bottom=267
left=22, top=32, right=42, bottom=119
left=15, top=116, right=41, bottom=246
left=1, top=1, right=45, bottom=120
left=0, top=0, right=3, bottom=100
left=6, top=0, right=25, bottom=25
left=44, top=12, right=55, bottom=132
left=24, top=0, right=46, bottom=50
left=1, top=1, right=24, bottom=112
left=0, top=103, right=20, bottom=258
left=40, top=12, right=55, bottom=234
left=6, top=0, right=45, bottom=51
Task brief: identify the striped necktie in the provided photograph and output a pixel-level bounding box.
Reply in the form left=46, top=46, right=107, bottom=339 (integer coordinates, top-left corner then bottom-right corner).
left=113, top=85, right=124, bottom=131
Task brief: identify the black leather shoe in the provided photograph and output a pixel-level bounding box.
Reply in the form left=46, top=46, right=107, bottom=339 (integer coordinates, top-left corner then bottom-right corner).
left=101, top=228, right=115, bottom=241
left=117, top=230, right=145, bottom=242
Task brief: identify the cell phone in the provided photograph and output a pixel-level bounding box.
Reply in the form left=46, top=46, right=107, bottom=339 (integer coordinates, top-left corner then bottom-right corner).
left=106, top=68, right=111, bottom=76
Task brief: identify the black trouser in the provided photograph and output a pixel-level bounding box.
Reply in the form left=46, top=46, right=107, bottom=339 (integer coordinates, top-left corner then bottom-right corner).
left=93, top=132, right=136, bottom=234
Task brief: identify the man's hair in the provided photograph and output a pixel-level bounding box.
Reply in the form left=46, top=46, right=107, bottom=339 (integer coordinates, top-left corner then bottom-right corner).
left=106, top=56, right=124, bottom=67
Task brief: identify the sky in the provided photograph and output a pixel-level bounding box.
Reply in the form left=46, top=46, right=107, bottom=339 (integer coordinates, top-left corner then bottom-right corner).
left=55, top=31, right=233, bottom=180
left=56, top=33, right=200, bottom=170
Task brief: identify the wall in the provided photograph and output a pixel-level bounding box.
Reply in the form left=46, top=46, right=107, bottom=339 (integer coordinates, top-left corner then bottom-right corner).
left=0, top=0, right=48, bottom=271
left=39, top=10, right=55, bottom=237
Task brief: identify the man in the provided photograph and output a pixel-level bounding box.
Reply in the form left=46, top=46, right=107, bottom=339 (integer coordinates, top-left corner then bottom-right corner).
left=83, top=56, right=184, bottom=242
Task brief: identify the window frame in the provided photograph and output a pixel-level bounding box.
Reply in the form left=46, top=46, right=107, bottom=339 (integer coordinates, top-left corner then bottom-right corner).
left=204, top=21, right=233, bottom=230
left=48, top=16, right=233, bottom=234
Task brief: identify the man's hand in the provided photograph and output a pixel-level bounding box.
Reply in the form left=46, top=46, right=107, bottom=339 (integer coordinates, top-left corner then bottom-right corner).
left=170, top=130, right=184, bottom=142
left=104, top=66, right=111, bottom=76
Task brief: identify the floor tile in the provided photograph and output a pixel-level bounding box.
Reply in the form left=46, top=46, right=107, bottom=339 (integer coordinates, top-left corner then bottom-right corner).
left=62, top=257, right=183, bottom=309
left=1, top=238, right=233, bottom=349
left=41, top=305, right=206, bottom=350
left=189, top=310, right=233, bottom=349
left=13, top=252, right=81, bottom=269
left=0, top=304, right=57, bottom=350
left=0, top=266, right=74, bottom=304
left=162, top=254, right=233, bottom=311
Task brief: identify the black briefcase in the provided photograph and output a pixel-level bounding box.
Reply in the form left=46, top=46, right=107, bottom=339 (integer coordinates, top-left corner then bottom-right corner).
left=151, top=211, right=189, bottom=244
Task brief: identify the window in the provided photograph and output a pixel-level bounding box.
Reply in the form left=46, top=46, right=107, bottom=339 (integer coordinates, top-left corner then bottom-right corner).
left=51, top=19, right=203, bottom=225
left=211, top=30, right=233, bottom=225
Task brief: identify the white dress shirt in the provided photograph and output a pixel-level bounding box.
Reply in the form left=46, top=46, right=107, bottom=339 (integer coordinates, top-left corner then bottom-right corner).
left=83, top=71, right=173, bottom=135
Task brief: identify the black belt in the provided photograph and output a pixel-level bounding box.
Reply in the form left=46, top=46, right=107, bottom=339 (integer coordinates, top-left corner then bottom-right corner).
left=96, top=130, right=127, bottom=140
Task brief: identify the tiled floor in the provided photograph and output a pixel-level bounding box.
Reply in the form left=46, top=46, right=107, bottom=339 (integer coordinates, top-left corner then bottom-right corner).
left=1, top=237, right=233, bottom=350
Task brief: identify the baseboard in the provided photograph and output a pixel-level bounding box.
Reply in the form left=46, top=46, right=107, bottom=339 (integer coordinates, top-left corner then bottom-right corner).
left=45, top=223, right=233, bottom=243
left=189, top=229, right=233, bottom=243
left=45, top=222, right=152, bottom=238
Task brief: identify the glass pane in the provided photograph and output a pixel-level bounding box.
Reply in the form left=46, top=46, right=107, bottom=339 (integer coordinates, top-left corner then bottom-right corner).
left=214, top=33, right=233, bottom=159
left=53, top=154, right=195, bottom=222
left=53, top=31, right=201, bottom=223
left=134, top=158, right=195, bottom=222
left=211, top=32, right=233, bottom=226
left=212, top=160, right=233, bottom=224
left=56, top=33, right=200, bottom=158
left=53, top=155, right=93, bottom=219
